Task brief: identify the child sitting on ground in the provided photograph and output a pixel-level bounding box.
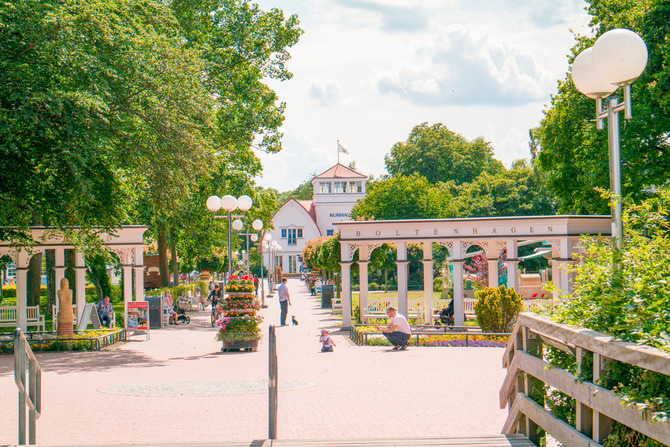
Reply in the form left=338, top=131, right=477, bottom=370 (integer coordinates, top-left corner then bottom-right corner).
left=319, top=329, right=336, bottom=352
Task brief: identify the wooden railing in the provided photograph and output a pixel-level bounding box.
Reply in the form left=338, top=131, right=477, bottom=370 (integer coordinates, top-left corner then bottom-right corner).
left=500, top=313, right=670, bottom=446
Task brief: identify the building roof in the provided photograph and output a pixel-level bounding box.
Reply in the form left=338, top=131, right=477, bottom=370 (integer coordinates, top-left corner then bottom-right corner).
left=295, top=200, right=317, bottom=224
left=313, top=163, right=366, bottom=180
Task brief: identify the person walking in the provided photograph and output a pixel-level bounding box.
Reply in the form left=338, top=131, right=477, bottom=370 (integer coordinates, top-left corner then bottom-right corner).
left=277, top=277, right=291, bottom=326
left=374, top=306, right=412, bottom=350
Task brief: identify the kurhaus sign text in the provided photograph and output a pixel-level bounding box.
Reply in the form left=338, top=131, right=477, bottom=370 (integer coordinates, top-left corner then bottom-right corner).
left=347, top=225, right=556, bottom=238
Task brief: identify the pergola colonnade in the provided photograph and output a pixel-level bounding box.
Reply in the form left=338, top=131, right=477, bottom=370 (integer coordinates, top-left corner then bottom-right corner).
left=0, top=226, right=148, bottom=330
left=334, top=216, right=612, bottom=329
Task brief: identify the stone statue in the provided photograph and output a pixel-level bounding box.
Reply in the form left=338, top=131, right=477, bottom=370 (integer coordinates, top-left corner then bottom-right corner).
left=57, top=277, right=75, bottom=336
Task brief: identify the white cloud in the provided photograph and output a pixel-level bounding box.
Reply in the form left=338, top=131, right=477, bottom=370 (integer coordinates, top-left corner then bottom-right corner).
left=308, top=80, right=343, bottom=106
left=253, top=0, right=592, bottom=191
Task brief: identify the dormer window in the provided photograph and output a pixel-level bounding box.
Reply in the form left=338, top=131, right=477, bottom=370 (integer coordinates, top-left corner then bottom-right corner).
left=319, top=182, right=331, bottom=194
left=348, top=181, right=363, bottom=193
left=333, top=181, right=346, bottom=193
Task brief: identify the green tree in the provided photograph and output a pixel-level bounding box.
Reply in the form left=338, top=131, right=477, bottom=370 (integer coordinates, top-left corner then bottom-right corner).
left=351, top=174, right=457, bottom=220
left=384, top=123, right=504, bottom=185
left=455, top=160, right=557, bottom=217
left=536, top=0, right=670, bottom=214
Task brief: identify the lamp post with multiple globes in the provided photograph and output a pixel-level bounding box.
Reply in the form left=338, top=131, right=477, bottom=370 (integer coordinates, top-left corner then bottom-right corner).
left=206, top=194, right=253, bottom=278
left=571, top=28, right=648, bottom=271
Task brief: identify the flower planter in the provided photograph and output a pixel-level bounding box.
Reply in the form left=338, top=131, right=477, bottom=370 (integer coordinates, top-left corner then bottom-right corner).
left=221, top=338, right=259, bottom=352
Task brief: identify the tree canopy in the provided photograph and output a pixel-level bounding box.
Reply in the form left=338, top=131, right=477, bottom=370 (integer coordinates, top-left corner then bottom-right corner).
left=350, top=174, right=458, bottom=221
left=384, top=122, right=504, bottom=185
left=536, top=0, right=670, bottom=214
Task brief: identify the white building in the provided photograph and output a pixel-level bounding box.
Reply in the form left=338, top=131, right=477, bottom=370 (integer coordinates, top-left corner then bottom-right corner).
left=265, top=163, right=367, bottom=274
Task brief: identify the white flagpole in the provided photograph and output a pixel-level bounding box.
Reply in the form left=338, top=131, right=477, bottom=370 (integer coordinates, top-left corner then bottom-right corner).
left=337, top=140, right=340, bottom=164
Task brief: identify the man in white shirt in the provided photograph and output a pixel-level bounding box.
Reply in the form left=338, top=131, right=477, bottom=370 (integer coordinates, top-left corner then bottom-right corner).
left=277, top=277, right=291, bottom=326
left=374, top=306, right=412, bottom=350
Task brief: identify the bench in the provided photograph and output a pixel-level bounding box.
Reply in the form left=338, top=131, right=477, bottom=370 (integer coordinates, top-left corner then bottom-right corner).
left=0, top=305, right=45, bottom=331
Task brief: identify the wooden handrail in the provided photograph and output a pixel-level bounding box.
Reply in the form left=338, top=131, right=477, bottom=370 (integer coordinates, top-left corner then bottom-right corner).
left=501, top=313, right=670, bottom=446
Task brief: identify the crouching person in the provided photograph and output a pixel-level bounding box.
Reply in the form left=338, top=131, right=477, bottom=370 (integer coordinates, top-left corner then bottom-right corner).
left=374, top=306, right=411, bottom=350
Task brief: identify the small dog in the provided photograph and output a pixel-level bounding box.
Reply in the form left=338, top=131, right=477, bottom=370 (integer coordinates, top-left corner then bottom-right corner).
left=291, top=315, right=299, bottom=326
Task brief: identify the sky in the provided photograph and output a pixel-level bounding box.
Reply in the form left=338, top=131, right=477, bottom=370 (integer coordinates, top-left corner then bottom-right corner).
left=253, top=0, right=593, bottom=192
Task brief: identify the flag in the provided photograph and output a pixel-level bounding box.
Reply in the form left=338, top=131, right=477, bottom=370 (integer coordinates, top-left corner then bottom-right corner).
left=338, top=142, right=349, bottom=154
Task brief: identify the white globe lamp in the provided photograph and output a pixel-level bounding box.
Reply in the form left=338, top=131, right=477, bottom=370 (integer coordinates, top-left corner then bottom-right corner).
left=592, top=28, right=648, bottom=85
left=220, top=195, right=238, bottom=212
left=571, top=48, right=618, bottom=99
left=237, top=195, right=253, bottom=212
left=232, top=219, right=244, bottom=231
left=250, top=234, right=259, bottom=242
left=206, top=195, right=221, bottom=212
left=252, top=219, right=263, bottom=231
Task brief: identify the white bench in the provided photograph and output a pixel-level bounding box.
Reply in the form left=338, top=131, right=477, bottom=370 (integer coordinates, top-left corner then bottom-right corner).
left=0, top=305, right=45, bottom=331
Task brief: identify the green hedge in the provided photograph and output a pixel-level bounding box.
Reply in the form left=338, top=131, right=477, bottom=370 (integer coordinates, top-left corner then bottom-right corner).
left=2, top=285, right=98, bottom=298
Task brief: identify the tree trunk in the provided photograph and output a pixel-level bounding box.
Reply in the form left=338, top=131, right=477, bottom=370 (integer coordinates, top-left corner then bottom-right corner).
left=27, top=251, right=42, bottom=307
left=170, top=226, right=179, bottom=286
left=384, top=269, right=388, bottom=292
left=65, top=249, right=76, bottom=302
left=46, top=250, right=56, bottom=309
left=157, top=226, right=169, bottom=287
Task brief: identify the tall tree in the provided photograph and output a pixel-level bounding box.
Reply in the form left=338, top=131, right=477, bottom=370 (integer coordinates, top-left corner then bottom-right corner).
left=537, top=0, right=670, bottom=214
left=351, top=174, right=458, bottom=220
left=384, top=123, right=504, bottom=185
left=455, top=160, right=557, bottom=217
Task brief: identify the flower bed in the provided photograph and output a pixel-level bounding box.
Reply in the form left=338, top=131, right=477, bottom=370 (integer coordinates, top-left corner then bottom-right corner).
left=351, top=325, right=509, bottom=348
left=0, top=328, right=126, bottom=353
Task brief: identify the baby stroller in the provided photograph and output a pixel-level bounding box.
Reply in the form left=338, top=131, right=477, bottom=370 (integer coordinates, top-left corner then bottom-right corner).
left=175, top=296, right=191, bottom=324
left=436, top=300, right=454, bottom=326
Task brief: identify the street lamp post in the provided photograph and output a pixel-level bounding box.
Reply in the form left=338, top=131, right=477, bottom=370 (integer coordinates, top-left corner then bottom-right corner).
left=206, top=194, right=254, bottom=278
left=571, top=28, right=648, bottom=271
left=264, top=233, right=273, bottom=298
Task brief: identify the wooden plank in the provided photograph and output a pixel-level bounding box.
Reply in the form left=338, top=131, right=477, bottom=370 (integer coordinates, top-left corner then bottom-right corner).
left=516, top=393, right=603, bottom=447
left=517, top=350, right=670, bottom=445
left=272, top=435, right=534, bottom=446
left=517, top=314, right=670, bottom=376
left=29, top=436, right=534, bottom=447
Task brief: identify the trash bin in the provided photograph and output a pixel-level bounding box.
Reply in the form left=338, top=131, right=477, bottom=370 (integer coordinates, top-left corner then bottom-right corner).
left=146, top=296, right=163, bottom=329
left=321, top=285, right=334, bottom=308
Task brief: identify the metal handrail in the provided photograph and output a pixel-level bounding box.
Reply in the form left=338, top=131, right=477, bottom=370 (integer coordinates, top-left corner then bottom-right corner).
left=14, top=328, right=42, bottom=445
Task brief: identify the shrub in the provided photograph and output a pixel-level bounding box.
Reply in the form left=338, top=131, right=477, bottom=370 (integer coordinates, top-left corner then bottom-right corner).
left=369, top=282, right=379, bottom=291
left=474, top=286, right=522, bottom=333
left=433, top=277, right=443, bottom=292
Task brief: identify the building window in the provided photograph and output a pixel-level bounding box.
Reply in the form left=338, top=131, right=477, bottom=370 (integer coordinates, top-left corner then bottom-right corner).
left=288, top=255, right=298, bottom=274
left=319, top=182, right=331, bottom=194
left=327, top=230, right=334, bottom=236
left=349, top=181, right=363, bottom=193
left=297, top=228, right=303, bottom=238
left=333, top=181, right=346, bottom=193
left=281, top=229, right=287, bottom=238
left=287, top=228, right=297, bottom=245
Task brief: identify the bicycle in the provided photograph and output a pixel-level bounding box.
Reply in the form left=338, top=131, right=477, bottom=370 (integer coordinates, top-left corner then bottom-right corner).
left=210, top=298, right=221, bottom=327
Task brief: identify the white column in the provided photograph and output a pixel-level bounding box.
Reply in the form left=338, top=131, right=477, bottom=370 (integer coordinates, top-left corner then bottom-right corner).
left=487, top=259, right=499, bottom=288
left=122, top=265, right=133, bottom=311
left=135, top=247, right=145, bottom=301
left=423, top=239, right=434, bottom=324
left=422, top=260, right=434, bottom=324
left=74, top=252, right=86, bottom=324
left=340, top=262, right=352, bottom=329
left=53, top=248, right=66, bottom=314
left=134, top=267, right=145, bottom=301
left=506, top=240, right=519, bottom=291
left=452, top=260, right=465, bottom=326
left=551, top=261, right=561, bottom=300
left=358, top=261, right=369, bottom=324
left=396, top=241, right=408, bottom=317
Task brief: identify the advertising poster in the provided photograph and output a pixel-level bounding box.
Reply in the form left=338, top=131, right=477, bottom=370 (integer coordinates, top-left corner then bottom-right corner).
left=126, top=301, right=150, bottom=339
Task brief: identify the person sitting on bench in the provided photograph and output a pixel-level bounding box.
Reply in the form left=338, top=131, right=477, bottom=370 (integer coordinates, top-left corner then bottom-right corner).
left=96, top=296, right=115, bottom=328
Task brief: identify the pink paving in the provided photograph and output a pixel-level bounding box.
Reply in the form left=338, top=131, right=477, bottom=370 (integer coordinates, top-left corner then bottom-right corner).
left=0, top=278, right=508, bottom=445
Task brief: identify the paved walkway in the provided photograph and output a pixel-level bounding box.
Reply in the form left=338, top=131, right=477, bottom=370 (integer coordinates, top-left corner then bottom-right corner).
left=0, top=278, right=508, bottom=445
